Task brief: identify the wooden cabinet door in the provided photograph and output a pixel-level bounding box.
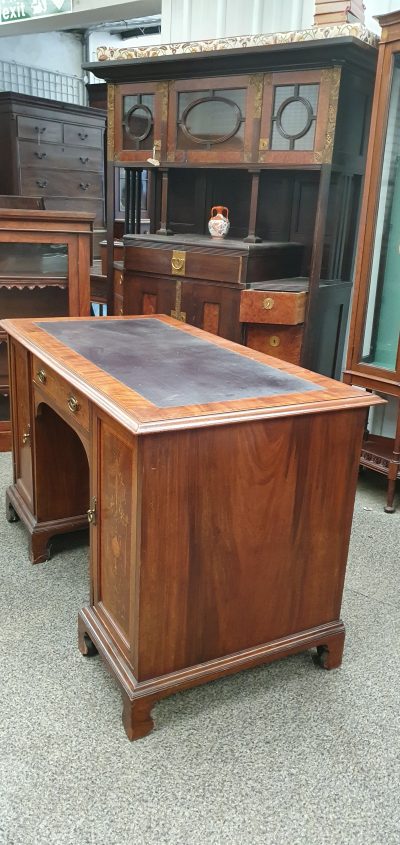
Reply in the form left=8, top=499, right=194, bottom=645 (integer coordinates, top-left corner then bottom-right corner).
left=90, top=409, right=138, bottom=670
left=9, top=340, right=34, bottom=511
left=114, top=82, right=168, bottom=163
left=123, top=272, right=242, bottom=342
left=259, top=69, right=339, bottom=165
left=167, top=74, right=262, bottom=164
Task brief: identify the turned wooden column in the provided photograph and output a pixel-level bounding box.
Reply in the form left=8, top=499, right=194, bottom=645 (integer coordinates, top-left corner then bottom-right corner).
left=244, top=170, right=262, bottom=244
left=156, top=169, right=172, bottom=235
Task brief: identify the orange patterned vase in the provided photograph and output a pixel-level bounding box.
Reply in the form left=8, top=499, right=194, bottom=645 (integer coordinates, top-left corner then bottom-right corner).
left=208, top=205, right=230, bottom=239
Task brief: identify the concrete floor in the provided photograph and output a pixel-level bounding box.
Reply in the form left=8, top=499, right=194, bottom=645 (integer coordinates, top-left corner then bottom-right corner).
left=0, top=452, right=399, bottom=845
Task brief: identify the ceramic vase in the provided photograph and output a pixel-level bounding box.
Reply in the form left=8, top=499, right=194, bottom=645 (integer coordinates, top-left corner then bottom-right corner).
left=208, top=205, right=230, bottom=239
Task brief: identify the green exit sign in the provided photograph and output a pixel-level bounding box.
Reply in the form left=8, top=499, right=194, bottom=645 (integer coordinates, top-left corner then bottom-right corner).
left=0, top=0, right=72, bottom=24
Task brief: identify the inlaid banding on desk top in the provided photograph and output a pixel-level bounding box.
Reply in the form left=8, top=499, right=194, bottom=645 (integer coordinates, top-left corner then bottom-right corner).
left=36, top=318, right=320, bottom=408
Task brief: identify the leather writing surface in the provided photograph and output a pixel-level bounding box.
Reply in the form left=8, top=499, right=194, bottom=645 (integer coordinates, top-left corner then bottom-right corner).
left=37, top=318, right=320, bottom=408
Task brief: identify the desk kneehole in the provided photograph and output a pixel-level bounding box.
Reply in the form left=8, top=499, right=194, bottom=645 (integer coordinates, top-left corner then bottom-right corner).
left=32, top=355, right=89, bottom=433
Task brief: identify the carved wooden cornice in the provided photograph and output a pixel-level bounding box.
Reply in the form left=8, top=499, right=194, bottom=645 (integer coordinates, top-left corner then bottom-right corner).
left=96, top=23, right=378, bottom=64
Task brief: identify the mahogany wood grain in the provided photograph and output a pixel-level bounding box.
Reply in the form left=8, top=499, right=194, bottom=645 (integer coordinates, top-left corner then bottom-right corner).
left=0, top=208, right=94, bottom=451
left=246, top=324, right=303, bottom=365
left=240, top=289, right=306, bottom=325
left=2, top=314, right=382, bottom=737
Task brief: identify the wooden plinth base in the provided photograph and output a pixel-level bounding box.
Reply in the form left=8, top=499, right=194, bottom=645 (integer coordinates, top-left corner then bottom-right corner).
left=6, top=484, right=88, bottom=564
left=78, top=607, right=345, bottom=741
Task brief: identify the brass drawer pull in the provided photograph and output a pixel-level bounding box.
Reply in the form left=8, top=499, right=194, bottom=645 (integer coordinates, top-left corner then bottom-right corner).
left=22, top=425, right=31, bottom=446
left=37, top=369, right=47, bottom=384
left=171, top=250, right=186, bottom=276
left=80, top=156, right=89, bottom=164
left=36, top=179, right=48, bottom=189
left=78, top=131, right=89, bottom=140
left=79, top=182, right=90, bottom=191
left=67, top=395, right=80, bottom=413
left=87, top=497, right=97, bottom=525
left=263, top=297, right=274, bottom=311
left=34, top=151, right=47, bottom=159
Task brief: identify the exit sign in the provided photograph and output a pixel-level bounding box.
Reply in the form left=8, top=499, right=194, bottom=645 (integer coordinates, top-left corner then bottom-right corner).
left=0, top=0, right=72, bottom=24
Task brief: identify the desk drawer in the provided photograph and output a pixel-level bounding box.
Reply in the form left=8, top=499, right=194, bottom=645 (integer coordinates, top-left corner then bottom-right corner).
left=246, top=324, right=303, bottom=365
left=124, top=246, right=243, bottom=285
left=17, top=116, right=62, bottom=144
left=18, top=140, right=103, bottom=171
left=32, top=356, right=89, bottom=432
left=21, top=169, right=103, bottom=198
left=63, top=124, right=103, bottom=149
left=240, top=289, right=307, bottom=325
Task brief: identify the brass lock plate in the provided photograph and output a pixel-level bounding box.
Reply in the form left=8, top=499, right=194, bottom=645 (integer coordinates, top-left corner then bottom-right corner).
left=263, top=296, right=274, bottom=311
left=171, top=250, right=186, bottom=276
left=269, top=335, right=280, bottom=348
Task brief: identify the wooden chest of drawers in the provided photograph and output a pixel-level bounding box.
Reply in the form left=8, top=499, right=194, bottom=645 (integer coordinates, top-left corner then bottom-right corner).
left=242, top=278, right=352, bottom=378
left=121, top=234, right=303, bottom=343
left=0, top=93, right=106, bottom=230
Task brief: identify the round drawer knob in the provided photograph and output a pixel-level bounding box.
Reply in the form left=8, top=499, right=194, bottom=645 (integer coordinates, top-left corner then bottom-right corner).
left=67, top=395, right=80, bottom=413
left=263, top=297, right=274, bottom=311
left=269, top=335, right=280, bottom=348
left=37, top=369, right=47, bottom=384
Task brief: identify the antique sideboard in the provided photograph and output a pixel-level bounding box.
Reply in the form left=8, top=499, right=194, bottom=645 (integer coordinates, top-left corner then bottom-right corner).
left=85, top=22, right=378, bottom=371
left=0, top=209, right=93, bottom=451
left=2, top=314, right=382, bottom=739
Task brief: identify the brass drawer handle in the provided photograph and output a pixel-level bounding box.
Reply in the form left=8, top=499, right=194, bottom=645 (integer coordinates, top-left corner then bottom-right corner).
left=36, top=179, right=48, bottom=189
left=79, top=156, right=89, bottom=164
left=78, top=131, right=89, bottom=140
left=34, top=151, right=47, bottom=159
left=22, top=425, right=31, bottom=446
left=263, top=297, right=274, bottom=311
left=67, top=395, right=80, bottom=413
left=87, top=497, right=97, bottom=525
left=37, top=369, right=47, bottom=384
left=171, top=250, right=186, bottom=275
left=79, top=182, right=90, bottom=191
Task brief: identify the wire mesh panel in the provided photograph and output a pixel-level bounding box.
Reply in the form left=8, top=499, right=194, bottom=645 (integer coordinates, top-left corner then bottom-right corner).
left=0, top=59, right=86, bottom=105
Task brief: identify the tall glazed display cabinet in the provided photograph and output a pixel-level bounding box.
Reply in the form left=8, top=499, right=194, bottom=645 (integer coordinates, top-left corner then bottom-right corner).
left=86, top=24, right=377, bottom=375
left=344, top=12, right=400, bottom=512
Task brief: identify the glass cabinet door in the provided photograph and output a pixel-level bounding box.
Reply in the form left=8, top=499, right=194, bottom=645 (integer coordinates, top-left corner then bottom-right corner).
left=167, top=75, right=261, bottom=164
left=360, top=57, right=400, bottom=373
left=0, top=243, right=68, bottom=279
left=114, top=82, right=166, bottom=163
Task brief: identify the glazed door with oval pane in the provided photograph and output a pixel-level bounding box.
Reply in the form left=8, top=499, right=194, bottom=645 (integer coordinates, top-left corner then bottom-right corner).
left=167, top=75, right=262, bottom=164
left=259, top=69, right=338, bottom=165
left=114, top=82, right=168, bottom=163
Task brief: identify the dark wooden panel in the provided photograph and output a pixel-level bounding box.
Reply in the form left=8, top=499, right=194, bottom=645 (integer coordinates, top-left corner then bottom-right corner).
left=137, top=408, right=365, bottom=679
left=21, top=169, right=103, bottom=199
left=63, top=123, right=103, bottom=149
left=33, top=403, right=89, bottom=523
left=18, top=140, right=103, bottom=172
left=17, top=115, right=62, bottom=144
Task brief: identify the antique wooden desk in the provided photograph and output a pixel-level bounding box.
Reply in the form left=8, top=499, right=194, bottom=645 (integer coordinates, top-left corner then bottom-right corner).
left=1, top=315, right=381, bottom=740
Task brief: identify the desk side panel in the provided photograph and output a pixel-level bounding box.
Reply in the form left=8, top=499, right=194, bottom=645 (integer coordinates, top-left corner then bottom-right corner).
left=91, top=410, right=140, bottom=670
left=137, top=408, right=365, bottom=681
